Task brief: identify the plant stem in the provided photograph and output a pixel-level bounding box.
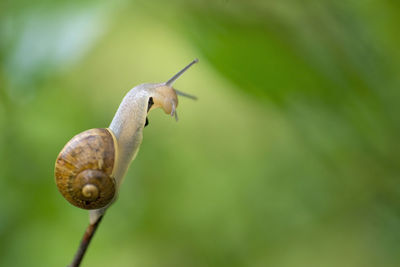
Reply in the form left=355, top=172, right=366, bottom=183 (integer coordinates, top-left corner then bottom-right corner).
left=69, top=215, right=104, bottom=267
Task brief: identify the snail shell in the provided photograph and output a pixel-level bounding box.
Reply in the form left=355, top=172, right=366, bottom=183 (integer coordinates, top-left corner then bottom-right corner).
left=55, top=128, right=117, bottom=210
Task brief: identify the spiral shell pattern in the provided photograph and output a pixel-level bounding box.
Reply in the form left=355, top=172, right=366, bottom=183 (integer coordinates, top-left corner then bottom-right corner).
left=55, top=128, right=116, bottom=210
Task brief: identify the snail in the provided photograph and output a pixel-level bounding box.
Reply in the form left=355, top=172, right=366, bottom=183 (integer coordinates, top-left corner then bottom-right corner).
left=55, top=59, right=198, bottom=223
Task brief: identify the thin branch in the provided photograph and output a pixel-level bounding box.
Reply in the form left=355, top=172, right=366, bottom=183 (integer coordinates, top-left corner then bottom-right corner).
left=69, top=215, right=104, bottom=267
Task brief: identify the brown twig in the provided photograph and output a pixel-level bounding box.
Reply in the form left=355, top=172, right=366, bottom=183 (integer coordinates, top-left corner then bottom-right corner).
left=69, top=215, right=104, bottom=267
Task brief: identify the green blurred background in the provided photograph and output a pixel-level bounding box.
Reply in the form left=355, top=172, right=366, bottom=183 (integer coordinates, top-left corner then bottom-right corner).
left=1, top=0, right=400, bottom=266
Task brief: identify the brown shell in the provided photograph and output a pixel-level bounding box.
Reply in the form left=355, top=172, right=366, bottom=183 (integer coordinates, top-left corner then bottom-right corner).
left=55, top=128, right=116, bottom=210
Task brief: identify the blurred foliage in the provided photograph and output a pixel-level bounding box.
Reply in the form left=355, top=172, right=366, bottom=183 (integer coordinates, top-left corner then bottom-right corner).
left=1, top=0, right=400, bottom=266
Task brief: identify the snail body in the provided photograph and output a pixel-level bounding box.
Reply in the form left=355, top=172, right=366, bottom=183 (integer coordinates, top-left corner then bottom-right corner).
left=54, top=59, right=198, bottom=223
